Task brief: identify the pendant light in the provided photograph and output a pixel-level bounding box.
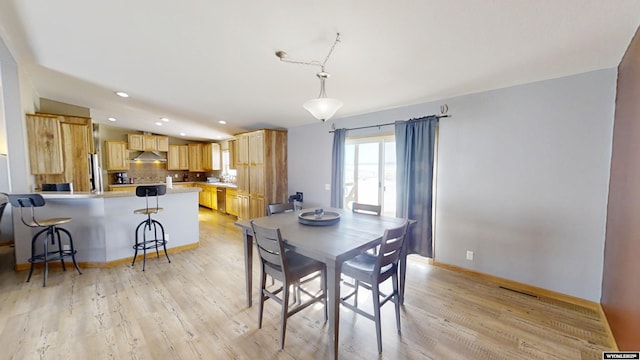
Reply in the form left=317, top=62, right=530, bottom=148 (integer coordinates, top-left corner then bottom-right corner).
left=276, top=33, right=343, bottom=122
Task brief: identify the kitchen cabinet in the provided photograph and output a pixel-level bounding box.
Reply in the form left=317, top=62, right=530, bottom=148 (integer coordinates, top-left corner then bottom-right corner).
left=26, top=114, right=64, bottom=174
left=235, top=129, right=287, bottom=220
left=226, top=188, right=238, bottom=216
left=168, top=145, right=189, bottom=170
left=195, top=184, right=218, bottom=209
left=28, top=113, right=94, bottom=192
left=128, top=134, right=169, bottom=151
left=128, top=134, right=143, bottom=151
left=188, top=143, right=204, bottom=172
left=228, top=139, right=237, bottom=170
left=155, top=136, right=169, bottom=151
left=105, top=141, right=129, bottom=170
left=203, top=143, right=221, bottom=171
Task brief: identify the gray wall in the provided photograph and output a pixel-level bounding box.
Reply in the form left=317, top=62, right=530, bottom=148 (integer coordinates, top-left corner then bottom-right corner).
left=288, top=69, right=617, bottom=302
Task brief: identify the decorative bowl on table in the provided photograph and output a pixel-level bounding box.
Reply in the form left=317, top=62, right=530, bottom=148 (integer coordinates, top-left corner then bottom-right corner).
left=298, top=209, right=341, bottom=226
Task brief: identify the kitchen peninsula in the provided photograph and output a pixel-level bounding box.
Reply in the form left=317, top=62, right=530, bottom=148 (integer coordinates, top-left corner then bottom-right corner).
left=13, top=186, right=201, bottom=269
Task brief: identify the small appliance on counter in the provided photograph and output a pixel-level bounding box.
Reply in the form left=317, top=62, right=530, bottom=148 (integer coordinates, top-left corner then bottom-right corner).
left=114, top=172, right=128, bottom=184
left=206, top=177, right=220, bottom=183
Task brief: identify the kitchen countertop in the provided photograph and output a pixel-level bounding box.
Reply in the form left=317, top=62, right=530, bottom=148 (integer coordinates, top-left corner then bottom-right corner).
left=39, top=186, right=201, bottom=199
left=109, top=181, right=237, bottom=189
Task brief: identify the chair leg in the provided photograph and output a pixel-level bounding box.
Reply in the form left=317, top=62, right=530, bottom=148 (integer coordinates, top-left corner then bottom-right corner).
left=54, top=227, right=66, bottom=272
left=154, top=220, right=171, bottom=263
left=133, top=221, right=145, bottom=267
left=258, top=270, right=266, bottom=329
left=42, top=228, right=50, bottom=287
left=392, top=271, right=401, bottom=333
left=280, top=281, right=290, bottom=349
left=354, top=280, right=360, bottom=307
left=57, top=227, right=82, bottom=275
left=142, top=218, right=150, bottom=271
left=372, top=283, right=383, bottom=354
left=26, top=229, right=45, bottom=283
left=322, top=268, right=328, bottom=322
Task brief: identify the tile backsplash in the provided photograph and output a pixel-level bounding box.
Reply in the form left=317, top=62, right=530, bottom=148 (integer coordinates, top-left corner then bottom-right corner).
left=109, top=162, right=219, bottom=185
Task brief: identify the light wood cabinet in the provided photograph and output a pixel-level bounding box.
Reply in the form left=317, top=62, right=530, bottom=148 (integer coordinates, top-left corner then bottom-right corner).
left=235, top=129, right=287, bottom=220
left=26, top=114, right=64, bottom=174
left=156, top=136, right=169, bottom=151
left=168, top=145, right=189, bottom=170
left=128, top=134, right=169, bottom=152
left=128, top=134, right=143, bottom=151
left=228, top=139, right=237, bottom=170
left=203, top=143, right=221, bottom=171
left=28, top=113, right=94, bottom=192
left=105, top=141, right=129, bottom=170
left=188, top=143, right=205, bottom=172
left=226, top=188, right=238, bottom=216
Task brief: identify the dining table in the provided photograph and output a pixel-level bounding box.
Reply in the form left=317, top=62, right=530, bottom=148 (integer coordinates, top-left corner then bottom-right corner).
left=235, top=207, right=411, bottom=360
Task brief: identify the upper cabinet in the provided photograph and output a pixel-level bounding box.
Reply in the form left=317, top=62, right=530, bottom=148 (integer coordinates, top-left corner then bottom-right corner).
left=128, top=134, right=169, bottom=152
left=228, top=139, right=237, bottom=170
left=168, top=144, right=189, bottom=170
left=203, top=143, right=221, bottom=171
left=128, top=134, right=143, bottom=151
left=188, top=143, right=204, bottom=172
left=105, top=141, right=129, bottom=170
left=26, top=113, right=94, bottom=191
left=26, top=114, right=64, bottom=174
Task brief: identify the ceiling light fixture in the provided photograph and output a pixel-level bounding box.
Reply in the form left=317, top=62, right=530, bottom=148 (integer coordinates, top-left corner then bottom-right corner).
left=161, top=117, right=169, bottom=122
left=115, top=91, right=129, bottom=98
left=179, top=132, right=186, bottom=136
left=276, top=33, right=343, bottom=122
left=107, top=117, right=117, bottom=122
left=218, top=120, right=227, bottom=125
left=155, top=122, right=163, bottom=126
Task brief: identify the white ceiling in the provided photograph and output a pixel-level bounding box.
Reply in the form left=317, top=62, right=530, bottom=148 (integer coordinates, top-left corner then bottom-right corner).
left=1, top=0, right=639, bottom=141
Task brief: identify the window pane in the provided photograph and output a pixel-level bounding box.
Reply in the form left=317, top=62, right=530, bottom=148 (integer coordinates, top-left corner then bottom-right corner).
left=356, top=143, right=379, bottom=206
left=383, top=141, right=396, bottom=216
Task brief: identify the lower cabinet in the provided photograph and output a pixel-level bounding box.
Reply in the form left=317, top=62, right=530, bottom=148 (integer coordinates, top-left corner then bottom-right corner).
left=226, top=189, right=238, bottom=216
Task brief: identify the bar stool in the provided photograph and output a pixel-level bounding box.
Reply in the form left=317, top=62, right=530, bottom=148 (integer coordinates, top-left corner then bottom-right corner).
left=132, top=185, right=171, bottom=271
left=5, top=193, right=82, bottom=286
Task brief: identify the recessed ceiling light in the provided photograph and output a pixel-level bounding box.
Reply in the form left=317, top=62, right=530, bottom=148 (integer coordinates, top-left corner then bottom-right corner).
left=115, top=91, right=129, bottom=98
left=161, top=117, right=169, bottom=122
left=155, top=122, right=163, bottom=126
left=218, top=120, right=227, bottom=125
left=179, top=132, right=186, bottom=136
left=107, top=117, right=117, bottom=122
left=216, top=135, right=222, bottom=139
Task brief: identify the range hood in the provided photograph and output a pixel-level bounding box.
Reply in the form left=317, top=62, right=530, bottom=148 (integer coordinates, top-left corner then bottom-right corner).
left=132, top=151, right=167, bottom=162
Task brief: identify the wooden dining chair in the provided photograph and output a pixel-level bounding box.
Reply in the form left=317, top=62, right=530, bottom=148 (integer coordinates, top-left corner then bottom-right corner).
left=250, top=221, right=327, bottom=349
left=352, top=202, right=383, bottom=254
left=267, top=202, right=295, bottom=216
left=340, top=220, right=408, bottom=354
left=352, top=202, right=382, bottom=216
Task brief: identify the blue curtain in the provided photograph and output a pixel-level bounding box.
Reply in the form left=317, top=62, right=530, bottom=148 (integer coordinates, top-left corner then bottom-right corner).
left=395, top=116, right=437, bottom=257
left=330, top=128, right=346, bottom=208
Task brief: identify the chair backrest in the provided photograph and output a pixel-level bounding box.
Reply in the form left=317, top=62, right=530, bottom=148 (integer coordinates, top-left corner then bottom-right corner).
left=375, top=221, right=408, bottom=273
left=5, top=193, right=46, bottom=208
left=267, top=202, right=295, bottom=216
left=136, top=185, right=166, bottom=197
left=136, top=185, right=166, bottom=212
left=250, top=221, right=287, bottom=277
left=4, top=193, right=46, bottom=228
left=352, top=202, right=382, bottom=216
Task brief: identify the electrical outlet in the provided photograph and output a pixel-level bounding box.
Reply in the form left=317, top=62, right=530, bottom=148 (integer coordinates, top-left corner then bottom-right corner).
left=325, top=184, right=331, bottom=190
left=466, top=250, right=474, bottom=261
left=165, top=233, right=169, bottom=242
left=63, top=244, right=70, bottom=251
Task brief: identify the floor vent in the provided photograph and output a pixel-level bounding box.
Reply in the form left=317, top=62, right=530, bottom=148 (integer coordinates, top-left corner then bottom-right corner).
left=499, top=285, right=539, bottom=299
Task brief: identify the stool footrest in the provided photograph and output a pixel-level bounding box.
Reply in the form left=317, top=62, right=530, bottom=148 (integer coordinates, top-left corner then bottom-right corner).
left=29, top=250, right=78, bottom=263
left=133, top=240, right=168, bottom=251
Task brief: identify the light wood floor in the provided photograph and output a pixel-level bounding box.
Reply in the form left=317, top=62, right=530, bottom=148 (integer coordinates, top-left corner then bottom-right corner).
left=0, top=208, right=613, bottom=359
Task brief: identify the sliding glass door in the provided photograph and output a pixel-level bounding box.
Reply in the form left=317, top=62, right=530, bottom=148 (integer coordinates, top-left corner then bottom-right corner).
left=344, top=135, right=396, bottom=216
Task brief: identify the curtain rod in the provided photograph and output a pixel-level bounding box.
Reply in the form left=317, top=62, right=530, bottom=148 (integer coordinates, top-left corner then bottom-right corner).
left=328, top=114, right=450, bottom=133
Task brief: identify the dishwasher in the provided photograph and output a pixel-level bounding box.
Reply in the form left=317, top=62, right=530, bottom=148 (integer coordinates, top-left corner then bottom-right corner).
left=216, top=187, right=226, bottom=214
